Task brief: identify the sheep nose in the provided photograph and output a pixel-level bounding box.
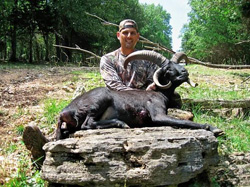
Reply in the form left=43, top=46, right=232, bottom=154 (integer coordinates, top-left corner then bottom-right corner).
left=181, top=68, right=187, bottom=73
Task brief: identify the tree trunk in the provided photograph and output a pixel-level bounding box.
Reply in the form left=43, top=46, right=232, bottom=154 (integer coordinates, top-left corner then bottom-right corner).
left=44, top=33, right=49, bottom=61
left=9, top=0, right=18, bottom=62
left=35, top=37, right=40, bottom=63
left=29, top=30, right=33, bottom=63
left=55, top=34, right=60, bottom=61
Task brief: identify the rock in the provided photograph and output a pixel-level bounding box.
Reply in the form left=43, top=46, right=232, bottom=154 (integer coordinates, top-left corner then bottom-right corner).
left=41, top=127, right=219, bottom=186
left=217, top=152, right=250, bottom=186
left=167, top=108, right=194, bottom=120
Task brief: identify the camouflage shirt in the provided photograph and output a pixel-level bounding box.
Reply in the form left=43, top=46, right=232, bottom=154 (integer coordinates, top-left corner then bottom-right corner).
left=100, top=48, right=159, bottom=91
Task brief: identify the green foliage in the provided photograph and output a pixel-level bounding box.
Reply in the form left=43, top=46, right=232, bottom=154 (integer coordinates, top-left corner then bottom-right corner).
left=182, top=0, right=250, bottom=64
left=177, top=65, right=250, bottom=100
left=43, top=98, right=70, bottom=126
left=218, top=118, right=250, bottom=153
left=187, top=105, right=250, bottom=153
left=0, top=0, right=172, bottom=64
left=81, top=71, right=105, bottom=91
left=16, top=125, right=25, bottom=136
left=3, top=156, right=45, bottom=187
left=140, top=3, right=172, bottom=50
left=4, top=143, right=18, bottom=154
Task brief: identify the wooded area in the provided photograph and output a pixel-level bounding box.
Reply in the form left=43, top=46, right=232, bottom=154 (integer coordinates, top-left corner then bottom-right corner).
left=0, top=0, right=249, bottom=65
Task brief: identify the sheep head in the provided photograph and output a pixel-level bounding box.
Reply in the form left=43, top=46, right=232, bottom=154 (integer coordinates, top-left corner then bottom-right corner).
left=124, top=50, right=196, bottom=89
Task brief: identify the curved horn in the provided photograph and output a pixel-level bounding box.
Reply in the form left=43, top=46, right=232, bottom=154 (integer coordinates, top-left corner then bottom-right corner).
left=171, top=52, right=189, bottom=64
left=124, top=50, right=167, bottom=69
left=171, top=53, right=198, bottom=87
left=187, top=78, right=198, bottom=87
left=153, top=68, right=172, bottom=89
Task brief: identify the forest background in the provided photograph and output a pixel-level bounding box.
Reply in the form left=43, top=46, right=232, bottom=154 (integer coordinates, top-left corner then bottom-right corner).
left=0, top=0, right=250, bottom=65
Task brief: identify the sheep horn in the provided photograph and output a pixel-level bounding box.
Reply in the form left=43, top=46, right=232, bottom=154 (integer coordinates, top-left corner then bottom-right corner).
left=170, top=52, right=190, bottom=64
left=171, top=52, right=198, bottom=87
left=153, top=68, right=172, bottom=89
left=187, top=78, right=198, bottom=87
left=124, top=50, right=167, bottom=69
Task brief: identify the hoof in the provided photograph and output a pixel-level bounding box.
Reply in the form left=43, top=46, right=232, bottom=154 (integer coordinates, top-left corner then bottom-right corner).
left=122, top=124, right=130, bottom=129
left=209, top=126, right=224, bottom=137
left=117, top=122, right=130, bottom=129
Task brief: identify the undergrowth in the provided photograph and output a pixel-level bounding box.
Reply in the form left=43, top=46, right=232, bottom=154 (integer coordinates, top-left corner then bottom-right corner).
left=3, top=153, right=45, bottom=187
left=186, top=104, right=250, bottom=154
left=43, top=98, right=70, bottom=126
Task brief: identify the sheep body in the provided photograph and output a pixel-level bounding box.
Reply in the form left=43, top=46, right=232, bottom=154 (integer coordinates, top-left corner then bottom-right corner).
left=56, top=60, right=222, bottom=140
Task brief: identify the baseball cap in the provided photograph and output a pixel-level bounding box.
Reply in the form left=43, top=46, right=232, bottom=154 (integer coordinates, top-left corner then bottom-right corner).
left=119, top=19, right=138, bottom=32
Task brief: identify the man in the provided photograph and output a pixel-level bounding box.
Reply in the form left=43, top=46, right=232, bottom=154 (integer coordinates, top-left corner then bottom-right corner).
left=100, top=19, right=158, bottom=91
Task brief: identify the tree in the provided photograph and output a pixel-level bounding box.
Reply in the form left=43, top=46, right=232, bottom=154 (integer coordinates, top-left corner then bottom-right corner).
left=181, top=0, right=250, bottom=64
left=0, top=0, right=174, bottom=64
left=8, top=0, right=18, bottom=62
left=0, top=1, right=13, bottom=60
left=140, top=3, right=172, bottom=55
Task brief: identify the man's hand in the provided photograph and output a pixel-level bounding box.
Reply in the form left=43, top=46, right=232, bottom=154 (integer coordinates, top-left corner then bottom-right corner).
left=146, top=83, right=156, bottom=91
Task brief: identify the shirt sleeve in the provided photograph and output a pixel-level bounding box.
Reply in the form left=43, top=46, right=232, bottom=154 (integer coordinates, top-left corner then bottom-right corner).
left=100, top=55, right=134, bottom=91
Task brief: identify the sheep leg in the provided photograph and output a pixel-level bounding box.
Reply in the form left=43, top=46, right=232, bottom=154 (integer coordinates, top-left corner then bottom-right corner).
left=81, top=119, right=130, bottom=130
left=153, top=114, right=223, bottom=137
left=147, top=102, right=223, bottom=136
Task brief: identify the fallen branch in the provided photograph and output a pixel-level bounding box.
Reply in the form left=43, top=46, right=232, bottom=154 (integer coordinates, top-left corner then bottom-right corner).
left=242, top=76, right=250, bottom=83
left=183, top=98, right=250, bottom=109
left=53, top=44, right=101, bottom=59
left=188, top=57, right=250, bottom=69
left=53, top=12, right=250, bottom=70
left=235, top=40, right=250, bottom=45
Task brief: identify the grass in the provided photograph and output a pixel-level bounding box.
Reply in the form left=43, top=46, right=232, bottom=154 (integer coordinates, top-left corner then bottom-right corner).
left=177, top=83, right=250, bottom=100
left=177, top=64, right=250, bottom=100
left=43, top=98, right=70, bottom=126
left=4, top=143, right=18, bottom=154
left=188, top=105, right=250, bottom=154
left=70, top=70, right=105, bottom=91
left=3, top=154, right=45, bottom=187
left=41, top=70, right=105, bottom=130
left=0, top=61, right=49, bottom=70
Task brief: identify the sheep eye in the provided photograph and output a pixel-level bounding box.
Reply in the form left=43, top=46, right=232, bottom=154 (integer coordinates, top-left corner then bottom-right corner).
left=166, top=67, right=172, bottom=71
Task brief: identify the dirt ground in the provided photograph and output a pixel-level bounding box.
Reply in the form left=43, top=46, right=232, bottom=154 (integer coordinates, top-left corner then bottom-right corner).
left=0, top=66, right=99, bottom=184
left=0, top=66, right=83, bottom=138
left=0, top=65, right=249, bottom=185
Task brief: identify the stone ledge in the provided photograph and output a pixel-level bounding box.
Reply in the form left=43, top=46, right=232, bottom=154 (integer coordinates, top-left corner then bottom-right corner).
left=41, top=127, right=219, bottom=186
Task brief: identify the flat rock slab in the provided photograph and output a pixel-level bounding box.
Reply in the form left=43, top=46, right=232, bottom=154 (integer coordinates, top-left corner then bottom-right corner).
left=41, top=127, right=219, bottom=186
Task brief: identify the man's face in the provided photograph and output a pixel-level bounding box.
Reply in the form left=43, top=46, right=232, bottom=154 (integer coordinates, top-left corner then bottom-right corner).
left=117, top=27, right=140, bottom=50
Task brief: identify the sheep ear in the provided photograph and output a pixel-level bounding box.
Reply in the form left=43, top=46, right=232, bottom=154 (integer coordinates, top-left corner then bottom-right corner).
left=153, top=68, right=172, bottom=89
